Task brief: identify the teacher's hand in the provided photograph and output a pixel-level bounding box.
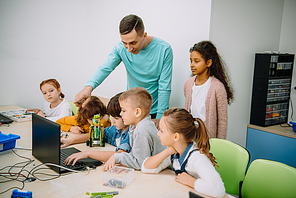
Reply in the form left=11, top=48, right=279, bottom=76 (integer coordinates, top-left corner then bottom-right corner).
left=74, top=86, right=93, bottom=108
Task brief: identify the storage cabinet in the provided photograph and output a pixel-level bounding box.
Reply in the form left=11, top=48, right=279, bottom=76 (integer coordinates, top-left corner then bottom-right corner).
left=250, top=53, right=294, bottom=127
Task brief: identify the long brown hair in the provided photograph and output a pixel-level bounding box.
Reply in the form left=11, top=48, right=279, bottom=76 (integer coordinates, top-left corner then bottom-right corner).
left=190, top=41, right=234, bottom=104
left=40, top=79, right=65, bottom=98
left=76, top=96, right=107, bottom=127
left=163, top=108, right=217, bottom=167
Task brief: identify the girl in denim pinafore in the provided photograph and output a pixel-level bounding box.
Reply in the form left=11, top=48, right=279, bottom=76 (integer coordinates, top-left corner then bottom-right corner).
left=141, top=108, right=225, bottom=198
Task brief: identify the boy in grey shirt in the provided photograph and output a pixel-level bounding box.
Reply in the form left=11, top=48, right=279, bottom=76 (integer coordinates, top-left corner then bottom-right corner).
left=103, top=87, right=166, bottom=170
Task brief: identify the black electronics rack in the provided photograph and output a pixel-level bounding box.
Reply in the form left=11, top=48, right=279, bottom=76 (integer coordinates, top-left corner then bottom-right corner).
left=250, top=53, right=295, bottom=127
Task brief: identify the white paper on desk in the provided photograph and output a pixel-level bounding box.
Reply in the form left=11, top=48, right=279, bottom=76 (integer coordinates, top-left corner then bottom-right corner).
left=159, top=189, right=187, bottom=198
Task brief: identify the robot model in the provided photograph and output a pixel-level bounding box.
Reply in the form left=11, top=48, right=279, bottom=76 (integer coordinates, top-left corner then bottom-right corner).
left=86, top=114, right=105, bottom=147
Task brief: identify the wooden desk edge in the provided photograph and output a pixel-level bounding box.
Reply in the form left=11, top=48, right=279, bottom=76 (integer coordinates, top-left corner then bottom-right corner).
left=0, top=105, right=24, bottom=111
left=248, top=124, right=296, bottom=139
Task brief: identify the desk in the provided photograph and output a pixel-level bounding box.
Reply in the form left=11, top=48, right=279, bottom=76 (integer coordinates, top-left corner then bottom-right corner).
left=0, top=106, right=232, bottom=198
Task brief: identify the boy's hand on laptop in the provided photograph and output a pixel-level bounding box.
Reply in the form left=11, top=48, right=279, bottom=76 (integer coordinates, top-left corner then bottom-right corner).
left=64, top=151, right=90, bottom=166
left=70, top=126, right=83, bottom=134
left=103, top=155, right=116, bottom=171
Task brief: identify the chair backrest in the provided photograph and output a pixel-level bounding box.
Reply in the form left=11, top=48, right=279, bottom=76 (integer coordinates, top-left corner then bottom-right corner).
left=69, top=102, right=79, bottom=115
left=209, top=138, right=249, bottom=195
left=241, top=159, right=296, bottom=198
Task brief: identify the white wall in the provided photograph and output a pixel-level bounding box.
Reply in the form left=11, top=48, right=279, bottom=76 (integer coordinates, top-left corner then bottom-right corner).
left=210, top=0, right=296, bottom=147
left=0, top=0, right=88, bottom=107
left=279, top=0, right=296, bottom=122
left=1, top=0, right=295, bottom=148
left=0, top=0, right=211, bottom=111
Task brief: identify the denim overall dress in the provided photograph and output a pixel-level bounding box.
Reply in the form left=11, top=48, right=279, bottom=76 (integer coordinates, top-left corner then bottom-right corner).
left=171, top=142, right=199, bottom=174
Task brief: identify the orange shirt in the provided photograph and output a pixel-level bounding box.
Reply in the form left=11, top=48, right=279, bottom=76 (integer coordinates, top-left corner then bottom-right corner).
left=56, top=114, right=111, bottom=133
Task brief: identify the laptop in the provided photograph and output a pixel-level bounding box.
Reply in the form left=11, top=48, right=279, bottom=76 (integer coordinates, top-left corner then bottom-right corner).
left=0, top=113, right=14, bottom=124
left=32, top=113, right=102, bottom=174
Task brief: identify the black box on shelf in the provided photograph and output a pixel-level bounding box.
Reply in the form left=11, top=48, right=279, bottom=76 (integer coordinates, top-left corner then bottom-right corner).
left=250, top=53, right=294, bottom=127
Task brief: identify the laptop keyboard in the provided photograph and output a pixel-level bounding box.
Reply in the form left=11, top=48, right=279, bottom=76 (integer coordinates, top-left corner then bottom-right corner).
left=0, top=113, right=13, bottom=124
left=60, top=150, right=85, bottom=170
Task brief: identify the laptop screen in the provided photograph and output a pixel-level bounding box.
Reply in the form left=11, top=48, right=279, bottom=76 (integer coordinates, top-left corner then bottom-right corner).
left=32, top=113, right=60, bottom=173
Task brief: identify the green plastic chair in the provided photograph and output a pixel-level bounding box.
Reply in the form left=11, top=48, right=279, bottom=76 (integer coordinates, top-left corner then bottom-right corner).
left=69, top=102, right=79, bottom=115
left=209, top=138, right=250, bottom=195
left=240, top=159, right=296, bottom=198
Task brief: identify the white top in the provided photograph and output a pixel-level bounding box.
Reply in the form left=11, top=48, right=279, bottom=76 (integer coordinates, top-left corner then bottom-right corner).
left=43, top=99, right=72, bottom=122
left=141, top=142, right=225, bottom=198
left=190, top=77, right=212, bottom=121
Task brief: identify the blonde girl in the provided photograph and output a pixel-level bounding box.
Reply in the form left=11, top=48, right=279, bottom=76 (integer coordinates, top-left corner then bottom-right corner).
left=26, top=79, right=71, bottom=122
left=141, top=108, right=225, bottom=198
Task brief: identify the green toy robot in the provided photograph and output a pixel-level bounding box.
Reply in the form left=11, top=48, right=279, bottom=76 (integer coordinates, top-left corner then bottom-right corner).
left=86, top=114, right=105, bottom=147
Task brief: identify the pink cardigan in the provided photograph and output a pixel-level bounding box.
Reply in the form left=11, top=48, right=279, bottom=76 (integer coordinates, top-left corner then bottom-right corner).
left=184, top=76, right=228, bottom=139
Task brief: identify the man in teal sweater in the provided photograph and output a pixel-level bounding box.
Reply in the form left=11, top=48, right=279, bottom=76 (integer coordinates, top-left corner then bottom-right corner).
left=74, top=14, right=173, bottom=120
